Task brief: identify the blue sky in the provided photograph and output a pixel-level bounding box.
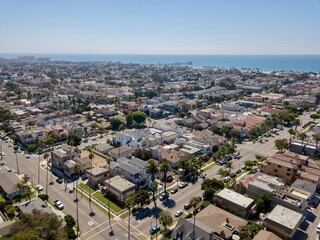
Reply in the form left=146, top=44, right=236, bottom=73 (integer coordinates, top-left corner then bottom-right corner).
left=1, top=0, right=320, bottom=54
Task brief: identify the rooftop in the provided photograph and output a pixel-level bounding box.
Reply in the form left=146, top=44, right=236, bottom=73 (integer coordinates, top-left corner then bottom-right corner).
left=105, top=175, right=135, bottom=192
left=216, top=188, right=254, bottom=208
left=265, top=205, right=302, bottom=230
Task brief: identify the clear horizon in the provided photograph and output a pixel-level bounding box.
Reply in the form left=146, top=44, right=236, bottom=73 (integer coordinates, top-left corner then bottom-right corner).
left=1, top=0, right=320, bottom=55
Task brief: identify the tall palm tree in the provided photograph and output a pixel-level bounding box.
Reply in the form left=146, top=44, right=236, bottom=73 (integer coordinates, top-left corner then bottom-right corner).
left=36, top=148, right=42, bottom=185
left=314, top=133, right=320, bottom=150
left=151, top=181, right=158, bottom=208
left=73, top=163, right=80, bottom=237
left=293, top=118, right=301, bottom=131
left=105, top=154, right=113, bottom=233
left=14, top=150, right=20, bottom=174
left=146, top=160, right=159, bottom=182
left=299, top=132, right=307, bottom=146
left=125, top=196, right=135, bottom=240
left=190, top=197, right=201, bottom=240
left=159, top=159, right=171, bottom=193
left=88, top=150, right=94, bottom=213
left=288, top=128, right=295, bottom=143
left=44, top=152, right=49, bottom=195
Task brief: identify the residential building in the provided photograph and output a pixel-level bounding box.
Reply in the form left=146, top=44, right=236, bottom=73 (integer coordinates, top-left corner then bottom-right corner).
left=110, top=157, right=149, bottom=189
left=0, top=172, right=24, bottom=199
left=108, top=146, right=133, bottom=160
left=253, top=230, right=282, bottom=240
left=263, top=205, right=302, bottom=239
left=102, top=175, right=136, bottom=203
left=215, top=189, right=255, bottom=218
left=172, top=204, right=247, bottom=240
left=86, top=166, right=109, bottom=187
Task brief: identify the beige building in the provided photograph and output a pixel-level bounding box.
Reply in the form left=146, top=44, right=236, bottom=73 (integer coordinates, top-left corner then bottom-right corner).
left=102, top=176, right=136, bottom=203
left=260, top=152, right=320, bottom=184
left=263, top=205, right=302, bottom=239
left=108, top=146, right=133, bottom=160
left=215, top=189, right=255, bottom=218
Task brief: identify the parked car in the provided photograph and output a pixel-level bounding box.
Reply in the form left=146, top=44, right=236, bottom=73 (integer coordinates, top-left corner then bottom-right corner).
left=54, top=200, right=64, bottom=210
left=0, top=152, right=5, bottom=157
left=170, top=188, right=178, bottom=194
left=219, top=159, right=227, bottom=165
left=223, top=176, right=231, bottom=183
left=241, top=165, right=247, bottom=170
left=225, top=156, right=232, bottom=161
left=234, top=152, right=240, bottom=158
left=36, top=184, right=43, bottom=191
left=230, top=172, right=236, bottom=178
left=175, top=210, right=184, bottom=217
left=56, top=178, right=63, bottom=184
left=150, top=225, right=160, bottom=235
left=159, top=192, right=169, bottom=201
left=184, top=202, right=192, bottom=210
left=179, top=182, right=188, bottom=189
left=236, top=169, right=241, bottom=174
left=317, top=223, right=320, bottom=234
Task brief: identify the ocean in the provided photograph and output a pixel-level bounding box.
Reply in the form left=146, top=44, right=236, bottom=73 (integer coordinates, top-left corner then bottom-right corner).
left=1, top=54, right=320, bottom=72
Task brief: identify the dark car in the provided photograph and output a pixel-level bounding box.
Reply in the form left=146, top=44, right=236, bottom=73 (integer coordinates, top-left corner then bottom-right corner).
left=170, top=188, right=178, bottom=194
left=184, top=202, right=192, bottom=210
left=230, top=172, right=236, bottom=178
left=225, top=156, right=232, bottom=161
left=56, top=178, right=63, bottom=184
left=219, top=159, right=227, bottom=165
left=236, top=169, right=241, bottom=174
left=159, top=192, right=169, bottom=201
left=150, top=225, right=160, bottom=235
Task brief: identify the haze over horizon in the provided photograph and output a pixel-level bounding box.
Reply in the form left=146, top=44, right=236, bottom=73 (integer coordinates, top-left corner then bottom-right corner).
left=1, top=0, right=320, bottom=55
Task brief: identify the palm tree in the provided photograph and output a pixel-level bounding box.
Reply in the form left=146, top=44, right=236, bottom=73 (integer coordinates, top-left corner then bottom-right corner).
left=159, top=159, right=171, bottom=193
left=44, top=152, right=49, bottom=195
left=105, top=154, right=113, bottom=233
left=299, top=132, right=307, bottom=146
left=14, top=150, right=20, bottom=174
left=125, top=196, right=135, bottom=240
left=73, top=163, right=80, bottom=237
left=151, top=181, right=158, bottom=208
left=88, top=150, right=94, bottom=213
left=288, top=128, right=295, bottom=143
left=293, top=118, right=301, bottom=131
left=314, top=133, right=320, bottom=150
left=146, top=160, right=159, bottom=182
left=36, top=148, right=42, bottom=185
left=225, top=161, right=233, bottom=172
left=190, top=197, right=201, bottom=240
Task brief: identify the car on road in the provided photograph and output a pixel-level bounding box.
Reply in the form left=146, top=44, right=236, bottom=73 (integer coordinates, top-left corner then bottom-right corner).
left=0, top=152, right=4, bottom=157
left=219, top=159, right=227, bottom=165
left=159, top=192, right=169, bottom=201
left=234, top=152, right=240, bottom=158
left=56, top=178, right=63, bottom=184
left=230, top=172, right=236, bottom=178
left=179, top=182, right=188, bottom=189
left=36, top=184, right=44, bottom=191
left=54, top=200, right=64, bottom=210
left=184, top=202, right=192, bottom=210
left=241, top=165, right=247, bottom=170
left=175, top=210, right=184, bottom=217
left=170, top=188, right=178, bottom=194
left=16, top=149, right=21, bottom=153
left=223, top=176, right=231, bottom=183
left=236, top=169, right=241, bottom=174
left=150, top=225, right=160, bottom=235
left=317, top=223, right=320, bottom=234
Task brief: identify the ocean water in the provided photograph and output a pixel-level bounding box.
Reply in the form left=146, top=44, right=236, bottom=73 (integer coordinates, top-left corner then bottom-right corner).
left=1, top=54, right=320, bottom=72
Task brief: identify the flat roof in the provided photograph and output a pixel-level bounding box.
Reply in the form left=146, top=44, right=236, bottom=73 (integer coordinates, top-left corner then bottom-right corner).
left=106, top=175, right=135, bottom=192
left=216, top=189, right=254, bottom=208
left=265, top=205, right=302, bottom=230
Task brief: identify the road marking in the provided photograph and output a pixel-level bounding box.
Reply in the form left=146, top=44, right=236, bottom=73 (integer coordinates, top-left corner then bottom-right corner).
left=116, top=222, right=141, bottom=240
left=122, top=219, right=148, bottom=239
left=88, top=220, right=94, bottom=226
left=81, top=221, right=111, bottom=237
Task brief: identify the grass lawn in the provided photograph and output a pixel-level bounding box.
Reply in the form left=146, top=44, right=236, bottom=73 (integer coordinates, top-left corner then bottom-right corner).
left=93, top=192, right=123, bottom=213
left=202, top=162, right=216, bottom=172
left=0, top=195, right=6, bottom=203
left=78, top=183, right=95, bottom=194
left=76, top=189, right=114, bottom=218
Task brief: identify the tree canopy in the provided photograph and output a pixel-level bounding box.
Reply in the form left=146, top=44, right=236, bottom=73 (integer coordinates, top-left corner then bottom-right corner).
left=67, top=130, right=82, bottom=147
left=8, top=209, right=67, bottom=240
left=132, top=111, right=147, bottom=125
left=159, top=211, right=173, bottom=230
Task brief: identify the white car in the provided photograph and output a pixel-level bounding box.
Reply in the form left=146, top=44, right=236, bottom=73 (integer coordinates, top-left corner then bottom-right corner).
left=316, top=223, right=320, bottom=234
left=54, top=200, right=64, bottom=210
left=175, top=210, right=184, bottom=217
left=0, top=152, right=5, bottom=157
left=36, top=184, right=43, bottom=191
left=223, top=176, right=231, bottom=183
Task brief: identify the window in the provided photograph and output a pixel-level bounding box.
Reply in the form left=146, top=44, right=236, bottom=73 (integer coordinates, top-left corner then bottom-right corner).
left=287, top=168, right=291, bottom=172
left=274, top=169, right=278, bottom=173
left=278, top=165, right=281, bottom=168
left=286, top=173, right=290, bottom=176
